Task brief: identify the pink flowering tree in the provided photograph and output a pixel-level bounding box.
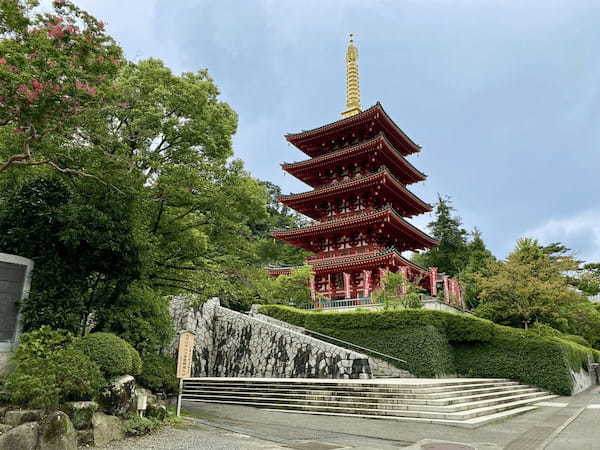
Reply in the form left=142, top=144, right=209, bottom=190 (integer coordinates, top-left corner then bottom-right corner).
left=0, top=0, right=122, bottom=175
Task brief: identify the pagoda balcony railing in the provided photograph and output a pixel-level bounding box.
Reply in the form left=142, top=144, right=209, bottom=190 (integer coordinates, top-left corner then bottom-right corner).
left=308, top=246, right=378, bottom=261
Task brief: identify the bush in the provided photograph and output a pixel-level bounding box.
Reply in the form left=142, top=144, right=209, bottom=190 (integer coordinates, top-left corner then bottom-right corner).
left=14, top=326, right=73, bottom=360
left=562, top=334, right=591, bottom=348
left=124, top=341, right=143, bottom=376
left=137, top=354, right=178, bottom=397
left=530, top=322, right=563, bottom=338
left=5, top=346, right=105, bottom=409
left=123, top=414, right=163, bottom=436
left=72, top=333, right=141, bottom=378
left=259, top=305, right=600, bottom=395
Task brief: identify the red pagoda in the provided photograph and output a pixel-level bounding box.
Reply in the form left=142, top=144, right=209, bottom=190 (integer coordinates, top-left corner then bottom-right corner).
left=270, top=35, right=462, bottom=305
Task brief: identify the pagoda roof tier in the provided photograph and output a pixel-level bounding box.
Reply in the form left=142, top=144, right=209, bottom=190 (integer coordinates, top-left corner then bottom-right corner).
left=311, top=247, right=426, bottom=274
left=281, top=134, right=426, bottom=187
left=278, top=169, right=432, bottom=219
left=285, top=103, right=420, bottom=158
left=272, top=207, right=439, bottom=252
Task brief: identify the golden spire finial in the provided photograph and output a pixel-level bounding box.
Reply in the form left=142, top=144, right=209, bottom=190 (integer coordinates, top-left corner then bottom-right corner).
left=341, top=33, right=361, bottom=118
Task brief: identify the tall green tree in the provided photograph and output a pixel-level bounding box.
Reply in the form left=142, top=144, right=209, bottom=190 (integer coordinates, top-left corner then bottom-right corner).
left=460, top=228, right=496, bottom=309
left=474, top=238, right=581, bottom=330
left=412, top=194, right=468, bottom=277
left=0, top=0, right=122, bottom=176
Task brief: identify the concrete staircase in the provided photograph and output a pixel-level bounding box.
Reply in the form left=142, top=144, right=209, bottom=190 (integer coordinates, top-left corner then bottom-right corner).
left=180, top=377, right=557, bottom=428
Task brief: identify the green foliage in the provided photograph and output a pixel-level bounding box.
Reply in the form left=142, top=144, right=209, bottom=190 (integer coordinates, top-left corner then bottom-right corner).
left=5, top=328, right=105, bottom=408
left=14, top=325, right=73, bottom=360
left=137, top=354, right=178, bottom=397
left=562, top=334, right=591, bottom=348
left=0, top=0, right=123, bottom=174
left=259, top=305, right=600, bottom=395
left=452, top=326, right=576, bottom=396
left=474, top=238, right=582, bottom=329
left=412, top=195, right=469, bottom=277
left=253, top=264, right=313, bottom=307
left=123, top=414, right=163, bottom=436
left=529, top=322, right=563, bottom=338
left=0, top=177, right=142, bottom=335
left=72, top=333, right=141, bottom=378
left=372, top=271, right=424, bottom=309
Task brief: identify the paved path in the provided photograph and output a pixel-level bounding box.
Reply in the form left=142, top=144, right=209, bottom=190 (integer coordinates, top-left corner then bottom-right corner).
left=102, top=387, right=600, bottom=449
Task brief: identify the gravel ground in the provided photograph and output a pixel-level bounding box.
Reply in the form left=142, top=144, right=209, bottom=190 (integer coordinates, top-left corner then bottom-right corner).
left=97, top=421, right=285, bottom=450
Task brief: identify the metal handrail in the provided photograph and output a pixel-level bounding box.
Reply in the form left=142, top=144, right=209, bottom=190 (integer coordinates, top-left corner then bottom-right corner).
left=301, top=327, right=407, bottom=365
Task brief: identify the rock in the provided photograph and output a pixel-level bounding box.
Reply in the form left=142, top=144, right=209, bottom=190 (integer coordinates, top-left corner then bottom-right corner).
left=0, top=422, right=39, bottom=450
left=4, top=409, right=43, bottom=427
left=0, top=407, right=9, bottom=422
left=92, top=412, right=124, bottom=447
left=60, top=402, right=98, bottom=430
left=98, top=375, right=136, bottom=416
left=146, top=404, right=167, bottom=421
left=75, top=429, right=93, bottom=447
left=0, top=424, right=11, bottom=435
left=38, top=411, right=76, bottom=450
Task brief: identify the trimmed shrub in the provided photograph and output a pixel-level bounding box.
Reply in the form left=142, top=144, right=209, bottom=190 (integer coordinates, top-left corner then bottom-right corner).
left=124, top=341, right=143, bottom=376
left=137, top=354, right=178, bottom=397
left=259, top=305, right=600, bottom=395
left=5, top=347, right=105, bottom=409
left=562, top=334, right=591, bottom=348
left=72, top=333, right=141, bottom=378
left=530, top=322, right=563, bottom=338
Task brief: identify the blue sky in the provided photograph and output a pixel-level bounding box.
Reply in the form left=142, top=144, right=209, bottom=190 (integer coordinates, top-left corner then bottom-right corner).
left=71, top=0, right=600, bottom=261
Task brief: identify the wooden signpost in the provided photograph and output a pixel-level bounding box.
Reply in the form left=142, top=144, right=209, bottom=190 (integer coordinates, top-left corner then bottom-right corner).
left=176, top=331, right=195, bottom=416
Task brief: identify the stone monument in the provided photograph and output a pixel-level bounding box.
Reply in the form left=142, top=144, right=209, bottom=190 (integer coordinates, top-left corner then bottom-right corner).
left=0, top=253, right=34, bottom=370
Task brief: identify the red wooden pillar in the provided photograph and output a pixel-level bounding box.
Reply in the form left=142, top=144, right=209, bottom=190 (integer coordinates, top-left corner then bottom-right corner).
left=363, top=269, right=371, bottom=298
left=400, top=266, right=409, bottom=294
left=443, top=276, right=450, bottom=303
left=327, top=273, right=333, bottom=299
left=309, top=274, right=316, bottom=304
left=343, top=272, right=351, bottom=299
left=429, top=267, right=438, bottom=297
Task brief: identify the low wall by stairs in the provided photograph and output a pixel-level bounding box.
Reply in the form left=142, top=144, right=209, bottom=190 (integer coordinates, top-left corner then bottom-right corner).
left=171, top=298, right=377, bottom=379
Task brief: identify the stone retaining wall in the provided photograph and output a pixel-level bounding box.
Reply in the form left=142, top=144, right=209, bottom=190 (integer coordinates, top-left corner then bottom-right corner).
left=249, top=308, right=412, bottom=378
left=171, top=298, right=371, bottom=379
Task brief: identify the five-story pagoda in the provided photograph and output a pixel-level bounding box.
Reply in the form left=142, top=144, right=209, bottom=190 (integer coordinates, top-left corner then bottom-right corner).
left=270, top=35, right=450, bottom=303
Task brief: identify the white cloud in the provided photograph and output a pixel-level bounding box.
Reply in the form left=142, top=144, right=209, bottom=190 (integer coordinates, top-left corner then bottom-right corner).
left=523, top=210, right=600, bottom=262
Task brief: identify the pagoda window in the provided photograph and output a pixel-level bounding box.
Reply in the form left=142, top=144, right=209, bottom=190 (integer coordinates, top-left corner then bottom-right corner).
left=324, top=238, right=335, bottom=252
left=333, top=273, right=344, bottom=289
left=325, top=202, right=335, bottom=218
left=353, top=196, right=365, bottom=210
left=339, top=199, right=351, bottom=214
left=339, top=235, right=352, bottom=249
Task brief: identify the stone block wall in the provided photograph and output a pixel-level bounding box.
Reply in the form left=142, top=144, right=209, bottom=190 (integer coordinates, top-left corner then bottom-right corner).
left=171, top=298, right=371, bottom=379
left=249, top=308, right=413, bottom=379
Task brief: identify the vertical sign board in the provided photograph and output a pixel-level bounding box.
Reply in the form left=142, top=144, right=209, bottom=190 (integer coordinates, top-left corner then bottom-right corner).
left=175, top=331, right=195, bottom=417
left=176, top=331, right=195, bottom=378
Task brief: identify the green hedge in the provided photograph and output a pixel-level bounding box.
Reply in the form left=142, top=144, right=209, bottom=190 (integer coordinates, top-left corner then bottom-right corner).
left=258, top=305, right=600, bottom=395
left=72, top=333, right=142, bottom=378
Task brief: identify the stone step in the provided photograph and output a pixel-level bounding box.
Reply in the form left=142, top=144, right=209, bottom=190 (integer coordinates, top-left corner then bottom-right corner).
left=182, top=394, right=557, bottom=421
left=181, top=390, right=550, bottom=413
left=181, top=383, right=533, bottom=400
left=182, top=380, right=520, bottom=395
left=263, top=404, right=540, bottom=428
left=181, top=386, right=541, bottom=405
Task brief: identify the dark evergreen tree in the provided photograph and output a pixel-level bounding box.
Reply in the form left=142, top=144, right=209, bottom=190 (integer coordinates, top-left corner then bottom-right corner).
left=412, top=194, right=469, bottom=277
